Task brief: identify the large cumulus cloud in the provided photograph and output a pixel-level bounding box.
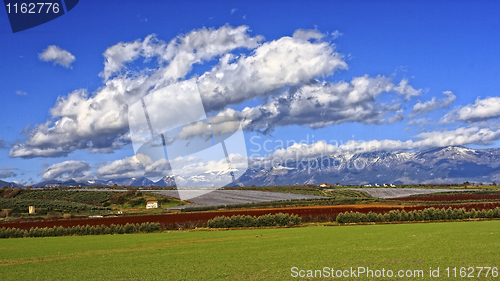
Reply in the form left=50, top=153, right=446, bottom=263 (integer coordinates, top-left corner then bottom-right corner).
left=41, top=160, right=91, bottom=180
left=409, top=91, right=456, bottom=118
left=269, top=126, right=500, bottom=162
left=11, top=26, right=262, bottom=158
left=11, top=26, right=422, bottom=159
left=442, top=96, right=500, bottom=123
left=208, top=75, right=416, bottom=134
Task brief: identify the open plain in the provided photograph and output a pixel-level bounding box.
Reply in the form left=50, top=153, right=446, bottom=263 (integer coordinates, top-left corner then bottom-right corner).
left=1, top=220, right=499, bottom=280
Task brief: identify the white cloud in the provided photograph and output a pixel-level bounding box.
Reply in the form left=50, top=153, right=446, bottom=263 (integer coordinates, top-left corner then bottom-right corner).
left=198, top=35, right=347, bottom=111
left=11, top=26, right=422, bottom=159
left=269, top=126, right=500, bottom=162
left=210, top=75, right=412, bottom=133
left=292, top=29, right=325, bottom=41
left=10, top=88, right=130, bottom=158
left=231, top=8, right=237, bottom=14
left=39, top=45, right=75, bottom=68
left=10, top=146, right=71, bottom=158
left=11, top=26, right=262, bottom=158
left=96, top=155, right=149, bottom=179
left=95, top=154, right=207, bottom=179
left=413, top=126, right=500, bottom=147
left=100, top=25, right=263, bottom=81
left=46, top=124, right=500, bottom=182
left=0, top=171, right=17, bottom=179
left=269, top=139, right=410, bottom=162
left=100, top=39, right=145, bottom=80
left=94, top=152, right=246, bottom=183
left=177, top=115, right=241, bottom=140
left=15, top=90, right=27, bottom=96
left=409, top=91, right=456, bottom=118
left=442, top=96, right=500, bottom=123
left=41, top=160, right=91, bottom=180
left=407, top=117, right=432, bottom=128
left=392, top=78, right=421, bottom=100
left=329, top=30, right=342, bottom=40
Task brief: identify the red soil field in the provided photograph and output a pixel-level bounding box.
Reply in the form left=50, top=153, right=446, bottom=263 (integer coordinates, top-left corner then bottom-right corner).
left=389, top=193, right=500, bottom=202
left=2, top=202, right=500, bottom=230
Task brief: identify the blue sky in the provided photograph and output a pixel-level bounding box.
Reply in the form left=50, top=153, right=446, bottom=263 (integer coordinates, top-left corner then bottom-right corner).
left=1, top=1, right=500, bottom=185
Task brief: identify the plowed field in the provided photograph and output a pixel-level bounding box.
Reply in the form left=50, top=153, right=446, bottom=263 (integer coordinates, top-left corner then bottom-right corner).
left=389, top=193, right=500, bottom=201
left=2, top=202, right=500, bottom=230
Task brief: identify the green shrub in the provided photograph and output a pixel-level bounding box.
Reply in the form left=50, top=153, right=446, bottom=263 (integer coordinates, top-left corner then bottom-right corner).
left=207, top=213, right=301, bottom=228
left=376, top=213, right=385, bottom=222
left=335, top=206, right=500, bottom=225
left=400, top=210, right=408, bottom=221
left=388, top=210, right=401, bottom=222
left=494, top=207, right=500, bottom=218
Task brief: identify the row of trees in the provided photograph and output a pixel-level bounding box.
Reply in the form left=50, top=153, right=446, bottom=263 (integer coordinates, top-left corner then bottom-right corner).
left=0, top=187, right=23, bottom=199
left=0, top=222, right=162, bottom=239
left=336, top=207, right=500, bottom=224
left=207, top=213, right=301, bottom=228
left=0, top=198, right=110, bottom=213
left=17, top=190, right=115, bottom=204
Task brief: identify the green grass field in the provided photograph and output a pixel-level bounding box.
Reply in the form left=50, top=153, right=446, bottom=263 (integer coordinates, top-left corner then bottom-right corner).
left=1, top=221, right=499, bottom=280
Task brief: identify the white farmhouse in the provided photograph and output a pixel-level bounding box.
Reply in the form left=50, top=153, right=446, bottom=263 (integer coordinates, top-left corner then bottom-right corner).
left=146, top=201, right=159, bottom=209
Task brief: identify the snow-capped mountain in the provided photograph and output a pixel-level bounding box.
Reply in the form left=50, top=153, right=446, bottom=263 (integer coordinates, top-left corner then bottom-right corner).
left=31, top=176, right=176, bottom=188
left=153, top=176, right=176, bottom=187
left=104, top=177, right=155, bottom=187
left=236, top=146, right=500, bottom=186
left=0, top=180, right=23, bottom=188
left=25, top=146, right=500, bottom=188
left=32, top=178, right=110, bottom=188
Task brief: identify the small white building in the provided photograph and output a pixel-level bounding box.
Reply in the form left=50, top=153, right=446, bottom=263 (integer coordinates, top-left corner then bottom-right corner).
left=146, top=201, right=159, bottom=209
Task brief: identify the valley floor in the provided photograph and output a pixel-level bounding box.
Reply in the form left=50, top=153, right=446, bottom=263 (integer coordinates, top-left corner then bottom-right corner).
left=0, top=220, right=498, bottom=280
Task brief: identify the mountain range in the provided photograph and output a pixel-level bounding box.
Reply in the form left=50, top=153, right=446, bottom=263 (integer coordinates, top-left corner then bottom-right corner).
left=237, top=146, right=500, bottom=186
left=27, top=176, right=177, bottom=188
left=0, top=180, right=23, bottom=188
left=4, top=146, right=500, bottom=188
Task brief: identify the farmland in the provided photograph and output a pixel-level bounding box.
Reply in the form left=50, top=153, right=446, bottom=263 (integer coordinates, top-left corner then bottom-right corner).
left=388, top=192, right=500, bottom=202
left=2, top=187, right=500, bottom=231
left=0, top=220, right=499, bottom=280
left=1, top=187, right=500, bottom=280
left=0, top=188, right=185, bottom=220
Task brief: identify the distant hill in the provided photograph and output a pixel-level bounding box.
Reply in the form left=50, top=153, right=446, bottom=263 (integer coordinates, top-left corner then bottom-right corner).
left=30, top=146, right=500, bottom=188
left=0, top=180, right=23, bottom=188
left=237, top=146, right=500, bottom=186
left=33, top=176, right=176, bottom=188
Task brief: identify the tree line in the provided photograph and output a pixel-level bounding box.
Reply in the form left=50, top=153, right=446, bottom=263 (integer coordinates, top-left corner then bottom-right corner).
left=207, top=213, right=301, bottom=228
left=336, top=207, right=500, bottom=224
left=0, top=222, right=161, bottom=239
